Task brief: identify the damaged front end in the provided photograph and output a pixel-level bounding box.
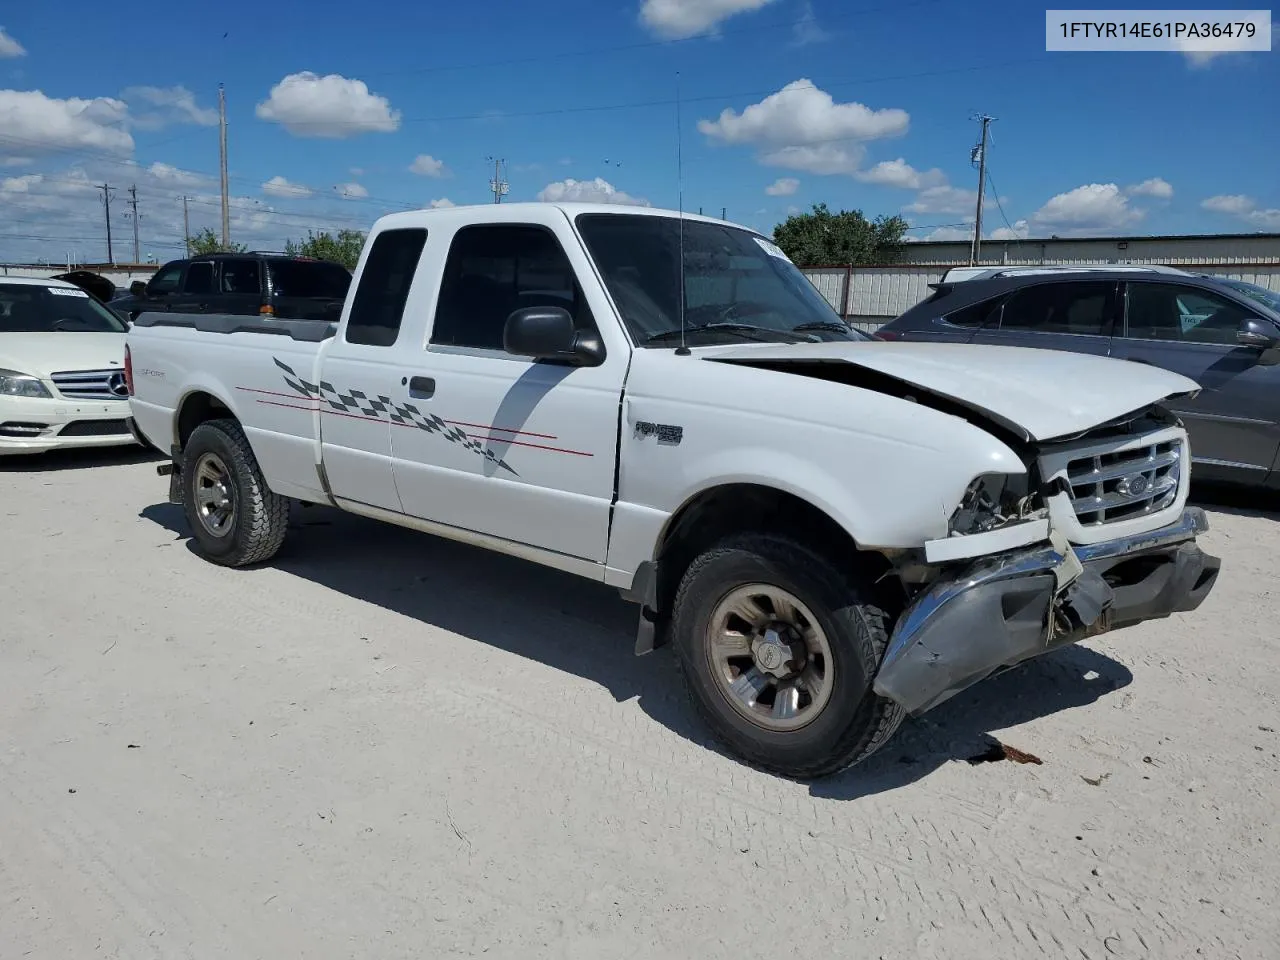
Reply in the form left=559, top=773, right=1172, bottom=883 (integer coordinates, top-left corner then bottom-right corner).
left=873, top=506, right=1220, bottom=717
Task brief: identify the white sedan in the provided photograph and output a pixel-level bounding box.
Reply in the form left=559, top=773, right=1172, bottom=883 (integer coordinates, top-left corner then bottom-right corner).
left=0, top=276, right=141, bottom=456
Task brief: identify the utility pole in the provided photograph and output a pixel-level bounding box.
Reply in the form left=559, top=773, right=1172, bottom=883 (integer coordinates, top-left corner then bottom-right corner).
left=969, top=114, right=995, bottom=266
left=182, top=196, right=191, bottom=256
left=127, top=185, right=140, bottom=264
left=98, top=183, right=116, bottom=265
left=487, top=156, right=508, bottom=204
left=218, top=83, right=230, bottom=249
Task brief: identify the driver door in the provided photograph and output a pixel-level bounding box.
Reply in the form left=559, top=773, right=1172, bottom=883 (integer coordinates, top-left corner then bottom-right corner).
left=1108, top=279, right=1280, bottom=479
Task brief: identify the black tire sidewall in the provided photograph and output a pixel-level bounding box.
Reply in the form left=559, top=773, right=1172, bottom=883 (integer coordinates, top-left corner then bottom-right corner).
left=672, top=538, right=887, bottom=773
left=181, top=422, right=257, bottom=561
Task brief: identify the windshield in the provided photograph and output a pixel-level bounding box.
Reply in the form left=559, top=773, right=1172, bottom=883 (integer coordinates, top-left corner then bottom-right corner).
left=1216, top=278, right=1280, bottom=316
left=574, top=213, right=868, bottom=346
left=267, top=259, right=352, bottom=299
left=0, top=284, right=128, bottom=333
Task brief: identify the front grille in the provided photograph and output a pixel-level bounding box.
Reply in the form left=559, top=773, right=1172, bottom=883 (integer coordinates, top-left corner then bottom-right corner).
left=1067, top=439, right=1181, bottom=526
left=58, top=419, right=130, bottom=437
left=50, top=368, right=126, bottom=401
left=0, top=421, right=49, bottom=437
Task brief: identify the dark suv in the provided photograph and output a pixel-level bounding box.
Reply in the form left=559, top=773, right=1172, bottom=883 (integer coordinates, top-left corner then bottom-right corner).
left=875, top=265, right=1280, bottom=489
left=114, top=252, right=352, bottom=324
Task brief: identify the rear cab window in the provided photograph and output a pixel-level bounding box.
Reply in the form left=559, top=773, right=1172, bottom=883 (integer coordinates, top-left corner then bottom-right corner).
left=343, top=229, right=428, bottom=347
left=268, top=259, right=353, bottom=300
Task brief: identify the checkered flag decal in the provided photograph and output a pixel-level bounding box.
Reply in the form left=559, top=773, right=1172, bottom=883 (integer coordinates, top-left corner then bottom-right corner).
left=273, top=357, right=517, bottom=476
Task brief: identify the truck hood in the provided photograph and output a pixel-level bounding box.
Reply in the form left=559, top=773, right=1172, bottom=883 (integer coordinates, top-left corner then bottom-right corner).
left=705, top=341, right=1200, bottom=441
left=0, top=332, right=127, bottom=379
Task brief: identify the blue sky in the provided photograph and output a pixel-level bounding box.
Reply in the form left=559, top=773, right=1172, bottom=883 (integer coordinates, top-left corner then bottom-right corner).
left=1, top=0, right=1276, bottom=263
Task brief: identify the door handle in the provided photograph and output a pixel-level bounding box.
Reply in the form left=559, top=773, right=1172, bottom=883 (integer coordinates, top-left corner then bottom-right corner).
left=408, top=376, right=435, bottom=399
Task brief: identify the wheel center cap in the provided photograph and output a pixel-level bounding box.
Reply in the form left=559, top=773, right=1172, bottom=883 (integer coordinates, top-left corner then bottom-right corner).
left=752, top=628, right=796, bottom=679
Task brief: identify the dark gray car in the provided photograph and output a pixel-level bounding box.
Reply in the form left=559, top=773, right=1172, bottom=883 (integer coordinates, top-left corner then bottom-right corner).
left=876, top=266, right=1280, bottom=489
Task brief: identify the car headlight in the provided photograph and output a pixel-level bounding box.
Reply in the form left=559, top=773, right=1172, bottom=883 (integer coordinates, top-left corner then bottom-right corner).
left=0, top=369, right=53, bottom=399
left=948, top=472, right=1036, bottom=536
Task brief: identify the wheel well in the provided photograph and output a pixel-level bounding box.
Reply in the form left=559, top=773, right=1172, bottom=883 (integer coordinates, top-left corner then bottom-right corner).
left=177, top=391, right=234, bottom=449
left=651, top=484, right=900, bottom=636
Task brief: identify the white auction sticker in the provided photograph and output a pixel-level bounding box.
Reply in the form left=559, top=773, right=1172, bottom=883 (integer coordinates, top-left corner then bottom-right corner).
left=48, top=286, right=90, bottom=297
left=753, top=236, right=792, bottom=262
left=1046, top=10, right=1272, bottom=52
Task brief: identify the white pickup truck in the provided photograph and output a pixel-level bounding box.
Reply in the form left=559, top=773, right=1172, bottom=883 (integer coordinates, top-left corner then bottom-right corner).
left=125, top=202, right=1220, bottom=777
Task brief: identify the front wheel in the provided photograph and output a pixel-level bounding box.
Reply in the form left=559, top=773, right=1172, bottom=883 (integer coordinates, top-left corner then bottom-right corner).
left=670, top=533, right=904, bottom=779
left=181, top=418, right=289, bottom=567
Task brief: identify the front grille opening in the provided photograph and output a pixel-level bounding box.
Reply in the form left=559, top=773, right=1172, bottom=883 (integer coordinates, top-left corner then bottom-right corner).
left=1067, top=439, right=1181, bottom=526
left=50, top=368, right=127, bottom=401
left=0, top=421, right=49, bottom=437
left=58, top=419, right=130, bottom=437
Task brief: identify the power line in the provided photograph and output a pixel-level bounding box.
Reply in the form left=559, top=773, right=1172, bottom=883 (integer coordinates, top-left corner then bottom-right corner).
left=985, top=169, right=1023, bottom=245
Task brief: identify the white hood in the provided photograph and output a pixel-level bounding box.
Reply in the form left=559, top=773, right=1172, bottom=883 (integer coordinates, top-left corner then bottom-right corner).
left=0, top=332, right=126, bottom=379
left=705, top=340, right=1200, bottom=441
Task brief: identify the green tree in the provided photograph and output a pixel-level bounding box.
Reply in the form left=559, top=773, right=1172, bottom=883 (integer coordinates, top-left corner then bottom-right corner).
left=187, top=227, right=247, bottom=255
left=772, top=203, right=909, bottom=266
left=284, top=229, right=367, bottom=271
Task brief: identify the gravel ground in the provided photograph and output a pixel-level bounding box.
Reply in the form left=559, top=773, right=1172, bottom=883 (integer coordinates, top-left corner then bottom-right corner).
left=2, top=448, right=1277, bottom=960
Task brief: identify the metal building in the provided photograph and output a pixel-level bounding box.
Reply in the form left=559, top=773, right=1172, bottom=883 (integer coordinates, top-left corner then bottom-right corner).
left=803, top=232, right=1280, bottom=331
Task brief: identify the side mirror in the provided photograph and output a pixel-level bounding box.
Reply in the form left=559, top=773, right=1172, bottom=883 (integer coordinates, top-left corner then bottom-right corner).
left=1238, top=317, right=1280, bottom=365
left=130, top=280, right=147, bottom=297
left=503, top=306, right=604, bottom=366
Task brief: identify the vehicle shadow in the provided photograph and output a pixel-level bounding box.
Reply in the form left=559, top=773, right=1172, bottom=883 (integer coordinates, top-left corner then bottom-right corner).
left=140, top=501, right=1135, bottom=797
left=0, top=445, right=162, bottom=473
left=1190, top=480, right=1280, bottom=520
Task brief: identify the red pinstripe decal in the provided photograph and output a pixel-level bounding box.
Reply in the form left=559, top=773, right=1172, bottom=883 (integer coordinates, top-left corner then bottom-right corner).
left=463, top=434, right=594, bottom=457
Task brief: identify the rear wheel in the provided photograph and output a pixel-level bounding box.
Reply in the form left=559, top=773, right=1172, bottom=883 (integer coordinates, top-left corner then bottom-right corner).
left=181, top=418, right=289, bottom=567
left=670, top=533, right=904, bottom=779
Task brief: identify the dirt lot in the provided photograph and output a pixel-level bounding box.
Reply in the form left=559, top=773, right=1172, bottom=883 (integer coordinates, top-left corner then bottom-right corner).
left=1, top=449, right=1277, bottom=960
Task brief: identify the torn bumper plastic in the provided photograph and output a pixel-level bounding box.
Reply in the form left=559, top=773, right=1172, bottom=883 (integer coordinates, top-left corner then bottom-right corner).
left=873, top=507, right=1220, bottom=716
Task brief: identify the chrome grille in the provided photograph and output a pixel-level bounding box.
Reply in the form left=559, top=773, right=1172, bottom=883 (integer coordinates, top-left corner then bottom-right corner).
left=1066, top=439, right=1181, bottom=526
left=50, top=368, right=126, bottom=401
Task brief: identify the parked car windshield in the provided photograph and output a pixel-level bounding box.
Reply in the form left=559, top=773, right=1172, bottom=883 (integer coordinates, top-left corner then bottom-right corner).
left=1214, top=278, right=1280, bottom=317
left=0, top=284, right=128, bottom=333
left=574, top=213, right=868, bottom=346
left=267, top=259, right=352, bottom=299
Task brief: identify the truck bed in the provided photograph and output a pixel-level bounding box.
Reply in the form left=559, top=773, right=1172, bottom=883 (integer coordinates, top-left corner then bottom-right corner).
left=131, top=312, right=337, bottom=343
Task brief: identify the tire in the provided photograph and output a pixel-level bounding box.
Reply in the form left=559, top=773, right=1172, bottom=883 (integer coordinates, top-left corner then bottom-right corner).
left=180, top=418, right=289, bottom=567
left=670, top=532, right=905, bottom=779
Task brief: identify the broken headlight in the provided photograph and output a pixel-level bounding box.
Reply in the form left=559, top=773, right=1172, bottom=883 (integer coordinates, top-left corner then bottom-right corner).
left=947, top=472, right=1036, bottom=536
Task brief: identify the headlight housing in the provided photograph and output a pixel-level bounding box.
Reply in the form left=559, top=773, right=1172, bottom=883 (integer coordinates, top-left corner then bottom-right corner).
left=0, top=369, right=53, bottom=399
left=948, top=472, right=1036, bottom=536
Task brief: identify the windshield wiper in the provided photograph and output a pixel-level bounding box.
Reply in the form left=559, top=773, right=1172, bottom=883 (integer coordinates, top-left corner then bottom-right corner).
left=791, top=321, right=854, bottom=334
left=646, top=322, right=807, bottom=344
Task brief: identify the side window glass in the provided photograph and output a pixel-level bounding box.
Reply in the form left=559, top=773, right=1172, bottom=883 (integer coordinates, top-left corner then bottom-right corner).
left=999, top=281, right=1113, bottom=335
left=944, top=296, right=1002, bottom=327
left=183, top=261, right=215, bottom=295
left=345, top=228, right=428, bottom=347
left=148, top=263, right=183, bottom=294
left=431, top=224, right=592, bottom=351
left=221, top=259, right=261, bottom=295
left=1125, top=282, right=1249, bottom=345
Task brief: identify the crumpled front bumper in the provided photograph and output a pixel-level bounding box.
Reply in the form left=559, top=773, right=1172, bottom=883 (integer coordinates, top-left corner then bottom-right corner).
left=872, top=507, right=1220, bottom=716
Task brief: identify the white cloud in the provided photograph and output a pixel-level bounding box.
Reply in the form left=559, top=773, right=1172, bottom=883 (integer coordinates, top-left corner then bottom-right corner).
left=639, top=0, right=779, bottom=39
left=409, top=154, right=448, bottom=177
left=855, top=158, right=946, bottom=190
left=905, top=184, right=978, bottom=215
left=791, top=2, right=827, bottom=46
left=536, top=177, right=648, bottom=205
left=1201, top=194, right=1280, bottom=230
left=989, top=219, right=1030, bottom=241
left=0, top=90, right=133, bottom=159
left=765, top=177, right=799, bottom=196
left=1176, top=26, right=1266, bottom=68
left=1126, top=177, right=1173, bottom=199
left=336, top=182, right=369, bottom=199
left=147, top=162, right=210, bottom=188
left=921, top=226, right=972, bottom=242
left=429, top=198, right=456, bottom=208
left=262, top=175, right=312, bottom=199
left=1030, top=183, right=1143, bottom=233
left=0, top=27, right=25, bottom=58
left=699, top=79, right=909, bottom=147
left=760, top=143, right=864, bottom=176
left=122, top=85, right=217, bottom=129
left=1201, top=194, right=1253, bottom=215
left=255, top=71, right=400, bottom=138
